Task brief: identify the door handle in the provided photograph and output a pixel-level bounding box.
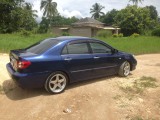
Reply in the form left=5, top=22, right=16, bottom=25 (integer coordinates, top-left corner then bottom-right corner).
left=94, top=56, right=100, bottom=59
left=64, top=57, right=72, bottom=61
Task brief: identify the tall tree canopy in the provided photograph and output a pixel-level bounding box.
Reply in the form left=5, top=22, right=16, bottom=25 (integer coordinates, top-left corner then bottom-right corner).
left=40, top=0, right=58, bottom=19
left=145, top=5, right=158, bottom=20
left=90, top=3, right=105, bottom=19
left=101, top=9, right=119, bottom=26
left=129, top=0, right=144, bottom=6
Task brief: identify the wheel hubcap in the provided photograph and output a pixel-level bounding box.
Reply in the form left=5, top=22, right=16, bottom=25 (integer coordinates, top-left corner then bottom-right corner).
left=49, top=74, right=66, bottom=93
left=124, top=62, right=130, bottom=76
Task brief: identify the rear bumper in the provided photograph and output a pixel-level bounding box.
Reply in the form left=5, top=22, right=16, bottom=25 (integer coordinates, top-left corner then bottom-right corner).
left=6, top=63, right=50, bottom=88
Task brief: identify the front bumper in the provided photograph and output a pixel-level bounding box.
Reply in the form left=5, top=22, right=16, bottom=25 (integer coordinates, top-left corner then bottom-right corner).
left=6, top=63, right=50, bottom=88
left=131, top=59, right=137, bottom=71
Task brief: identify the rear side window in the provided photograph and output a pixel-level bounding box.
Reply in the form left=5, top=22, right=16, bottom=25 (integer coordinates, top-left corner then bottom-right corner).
left=26, top=39, right=61, bottom=54
left=90, top=42, right=112, bottom=53
left=62, top=42, right=89, bottom=54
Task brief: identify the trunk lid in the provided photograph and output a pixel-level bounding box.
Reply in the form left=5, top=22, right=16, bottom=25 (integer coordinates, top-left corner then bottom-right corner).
left=9, top=49, right=36, bottom=71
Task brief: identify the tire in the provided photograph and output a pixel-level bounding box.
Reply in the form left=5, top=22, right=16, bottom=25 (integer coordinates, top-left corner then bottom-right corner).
left=45, top=71, right=68, bottom=94
left=118, top=61, right=130, bottom=77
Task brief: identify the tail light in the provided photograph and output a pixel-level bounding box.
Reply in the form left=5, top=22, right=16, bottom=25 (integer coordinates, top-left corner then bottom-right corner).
left=17, top=60, right=31, bottom=69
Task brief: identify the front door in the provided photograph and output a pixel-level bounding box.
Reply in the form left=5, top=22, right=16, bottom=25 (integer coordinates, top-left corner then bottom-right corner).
left=89, top=42, right=119, bottom=77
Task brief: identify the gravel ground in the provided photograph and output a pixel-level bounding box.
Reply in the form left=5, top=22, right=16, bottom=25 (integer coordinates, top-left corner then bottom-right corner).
left=0, top=54, right=160, bottom=120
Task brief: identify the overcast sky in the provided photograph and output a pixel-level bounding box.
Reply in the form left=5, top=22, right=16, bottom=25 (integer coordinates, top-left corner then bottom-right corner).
left=25, top=0, right=160, bottom=22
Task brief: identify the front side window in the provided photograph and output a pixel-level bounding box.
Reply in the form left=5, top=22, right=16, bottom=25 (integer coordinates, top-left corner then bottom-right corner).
left=66, top=42, right=89, bottom=54
left=90, top=42, right=112, bottom=54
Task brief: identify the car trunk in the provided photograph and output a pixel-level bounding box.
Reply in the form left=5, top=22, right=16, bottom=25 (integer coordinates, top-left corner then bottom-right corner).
left=9, top=49, right=36, bottom=72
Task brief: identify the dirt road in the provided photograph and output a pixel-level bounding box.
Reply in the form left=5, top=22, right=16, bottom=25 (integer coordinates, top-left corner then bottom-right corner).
left=0, top=54, right=160, bottom=120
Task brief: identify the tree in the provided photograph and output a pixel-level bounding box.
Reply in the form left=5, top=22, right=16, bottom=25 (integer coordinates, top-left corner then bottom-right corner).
left=101, top=9, right=118, bottom=26
left=90, top=3, right=105, bottom=19
left=114, top=6, right=156, bottom=36
left=51, top=15, right=78, bottom=26
left=129, top=0, right=144, bottom=6
left=38, top=17, right=50, bottom=33
left=38, top=15, right=79, bottom=33
left=40, top=0, right=58, bottom=22
left=0, top=0, right=37, bottom=33
left=145, top=5, right=158, bottom=20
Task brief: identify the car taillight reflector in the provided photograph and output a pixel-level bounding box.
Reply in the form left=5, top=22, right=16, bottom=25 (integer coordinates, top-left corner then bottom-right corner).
left=17, top=61, right=31, bottom=69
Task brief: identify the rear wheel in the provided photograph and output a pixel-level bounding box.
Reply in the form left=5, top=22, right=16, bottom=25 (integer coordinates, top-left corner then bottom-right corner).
left=118, top=61, right=130, bottom=77
left=45, top=71, right=68, bottom=94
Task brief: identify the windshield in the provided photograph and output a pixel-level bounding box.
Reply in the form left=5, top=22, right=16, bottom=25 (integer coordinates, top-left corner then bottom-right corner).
left=26, top=39, right=62, bottom=54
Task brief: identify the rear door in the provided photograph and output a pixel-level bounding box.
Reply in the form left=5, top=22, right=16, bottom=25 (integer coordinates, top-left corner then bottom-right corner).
left=89, top=41, right=119, bottom=77
left=61, top=41, right=94, bottom=82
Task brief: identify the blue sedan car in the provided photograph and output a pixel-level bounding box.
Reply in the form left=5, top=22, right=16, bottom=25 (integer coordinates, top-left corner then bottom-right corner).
left=6, top=36, right=137, bottom=94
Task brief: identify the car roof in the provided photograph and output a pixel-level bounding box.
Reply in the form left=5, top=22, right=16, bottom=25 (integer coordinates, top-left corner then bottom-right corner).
left=54, top=36, right=95, bottom=41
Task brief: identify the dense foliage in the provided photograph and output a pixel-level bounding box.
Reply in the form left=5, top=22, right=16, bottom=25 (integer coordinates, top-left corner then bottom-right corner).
left=0, top=0, right=37, bottom=33
left=114, top=5, right=158, bottom=36
left=101, top=9, right=118, bottom=26
left=51, top=16, right=78, bottom=26
left=152, top=28, right=160, bottom=37
left=99, top=4, right=159, bottom=36
left=38, top=15, right=79, bottom=33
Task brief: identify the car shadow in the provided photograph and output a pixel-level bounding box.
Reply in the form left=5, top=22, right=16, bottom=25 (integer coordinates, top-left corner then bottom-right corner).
left=2, top=74, right=132, bottom=101
left=2, top=79, right=50, bottom=100
left=67, top=73, right=133, bottom=90
left=67, top=75, right=117, bottom=90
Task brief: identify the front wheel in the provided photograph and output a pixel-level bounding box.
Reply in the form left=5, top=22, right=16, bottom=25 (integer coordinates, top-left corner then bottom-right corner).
left=45, top=71, right=68, bottom=94
left=118, top=61, right=130, bottom=77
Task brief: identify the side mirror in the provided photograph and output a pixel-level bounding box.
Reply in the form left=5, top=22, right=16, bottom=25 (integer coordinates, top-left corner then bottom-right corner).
left=112, top=49, right=118, bottom=54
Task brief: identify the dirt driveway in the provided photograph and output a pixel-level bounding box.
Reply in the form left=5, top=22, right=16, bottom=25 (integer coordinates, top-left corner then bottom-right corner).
left=0, top=54, right=160, bottom=120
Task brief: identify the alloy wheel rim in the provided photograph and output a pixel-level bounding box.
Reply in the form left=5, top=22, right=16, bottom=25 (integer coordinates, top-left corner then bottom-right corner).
left=49, top=74, right=66, bottom=93
left=124, top=62, right=130, bottom=76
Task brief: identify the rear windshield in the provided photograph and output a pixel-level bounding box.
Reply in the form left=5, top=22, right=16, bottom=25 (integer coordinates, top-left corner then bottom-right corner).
left=26, top=39, right=61, bottom=54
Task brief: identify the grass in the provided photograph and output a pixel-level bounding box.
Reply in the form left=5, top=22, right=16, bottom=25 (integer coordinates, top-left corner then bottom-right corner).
left=0, top=34, right=160, bottom=54
left=0, top=33, right=55, bottom=53
left=130, top=116, right=144, bottom=120
left=119, top=76, right=158, bottom=95
left=97, top=36, right=160, bottom=55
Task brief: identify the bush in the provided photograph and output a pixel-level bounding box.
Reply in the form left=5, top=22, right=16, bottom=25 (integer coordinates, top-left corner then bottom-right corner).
left=112, top=34, right=118, bottom=37
left=131, top=33, right=140, bottom=37
left=152, top=28, right=160, bottom=37
left=118, top=33, right=123, bottom=37
left=96, top=30, right=112, bottom=38
left=62, top=32, right=70, bottom=36
left=20, top=29, right=31, bottom=37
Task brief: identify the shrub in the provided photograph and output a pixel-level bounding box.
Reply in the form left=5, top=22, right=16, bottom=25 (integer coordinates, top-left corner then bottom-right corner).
left=20, top=29, right=31, bottom=37
left=118, top=33, right=123, bottom=37
left=112, top=34, right=118, bottom=37
left=131, top=33, right=140, bottom=37
left=62, top=32, right=70, bottom=36
left=152, top=28, right=160, bottom=37
left=96, top=30, right=112, bottom=38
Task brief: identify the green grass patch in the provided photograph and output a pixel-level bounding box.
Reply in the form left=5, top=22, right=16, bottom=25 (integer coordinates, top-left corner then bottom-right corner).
left=96, top=36, right=160, bottom=55
left=0, top=34, right=160, bottom=54
left=0, top=33, right=55, bottom=53
left=120, top=76, right=158, bottom=95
